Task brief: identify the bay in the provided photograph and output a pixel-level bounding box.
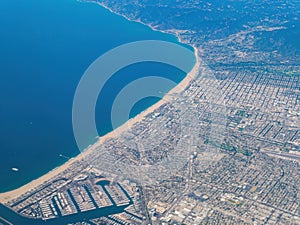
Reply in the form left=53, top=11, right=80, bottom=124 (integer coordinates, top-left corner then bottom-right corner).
left=0, top=0, right=194, bottom=192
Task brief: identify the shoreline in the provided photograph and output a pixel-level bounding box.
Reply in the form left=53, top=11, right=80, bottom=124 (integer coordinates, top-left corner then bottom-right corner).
left=0, top=3, right=200, bottom=204
left=81, top=0, right=189, bottom=46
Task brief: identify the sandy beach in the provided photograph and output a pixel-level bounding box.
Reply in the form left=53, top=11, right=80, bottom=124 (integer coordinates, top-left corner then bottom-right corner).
left=0, top=47, right=199, bottom=204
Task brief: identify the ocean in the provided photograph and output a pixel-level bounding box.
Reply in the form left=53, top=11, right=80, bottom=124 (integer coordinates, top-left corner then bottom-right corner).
left=0, top=0, right=195, bottom=192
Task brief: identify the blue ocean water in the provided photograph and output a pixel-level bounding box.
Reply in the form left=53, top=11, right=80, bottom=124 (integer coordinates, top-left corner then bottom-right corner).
left=0, top=0, right=194, bottom=192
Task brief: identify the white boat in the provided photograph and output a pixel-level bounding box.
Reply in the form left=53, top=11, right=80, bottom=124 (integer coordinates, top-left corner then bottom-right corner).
left=12, top=167, right=19, bottom=172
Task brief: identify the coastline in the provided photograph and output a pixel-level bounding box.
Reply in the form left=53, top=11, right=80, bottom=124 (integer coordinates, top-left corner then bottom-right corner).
left=82, top=0, right=189, bottom=45
left=0, top=3, right=200, bottom=204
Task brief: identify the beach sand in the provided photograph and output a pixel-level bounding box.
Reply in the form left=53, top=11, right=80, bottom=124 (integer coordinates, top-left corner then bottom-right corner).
left=0, top=47, right=199, bottom=204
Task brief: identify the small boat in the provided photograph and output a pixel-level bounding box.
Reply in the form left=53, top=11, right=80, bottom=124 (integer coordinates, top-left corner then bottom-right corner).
left=12, top=167, right=19, bottom=172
